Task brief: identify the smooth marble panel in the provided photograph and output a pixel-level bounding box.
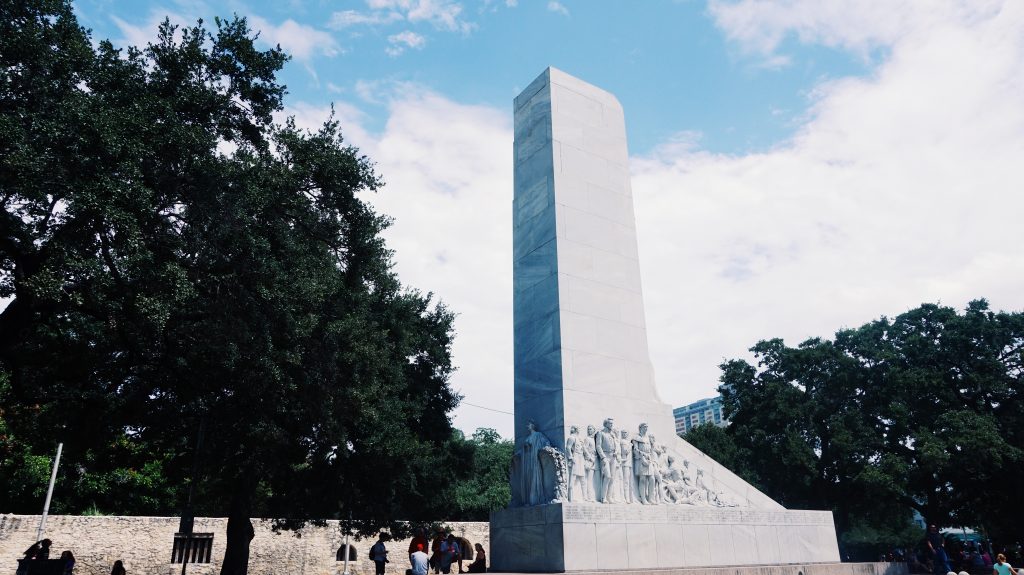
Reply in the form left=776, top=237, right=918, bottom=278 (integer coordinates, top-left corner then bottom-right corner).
left=513, top=176, right=553, bottom=227
left=489, top=523, right=547, bottom=571
left=554, top=179, right=636, bottom=227
left=595, top=522, right=629, bottom=570
left=561, top=204, right=639, bottom=260
left=563, top=523, right=598, bottom=571
left=625, top=360, right=655, bottom=389
left=817, top=524, right=842, bottom=561
left=551, top=84, right=605, bottom=129
left=514, top=69, right=550, bottom=112
left=681, top=524, right=711, bottom=567
left=732, top=523, right=759, bottom=565
left=792, top=524, right=819, bottom=563
left=557, top=241, right=643, bottom=293
left=585, top=129, right=630, bottom=167
left=515, top=351, right=562, bottom=399
left=755, top=525, right=782, bottom=564
left=549, top=68, right=624, bottom=117
left=592, top=320, right=650, bottom=363
left=564, top=275, right=646, bottom=327
left=551, top=120, right=587, bottom=151
left=655, top=523, right=685, bottom=567
left=513, top=313, right=558, bottom=363
left=558, top=145, right=617, bottom=189
left=568, top=351, right=627, bottom=396
left=513, top=206, right=557, bottom=263
left=514, top=98, right=548, bottom=133
left=514, top=141, right=554, bottom=195
left=515, top=123, right=550, bottom=167
left=514, top=239, right=557, bottom=293
left=626, top=523, right=659, bottom=569
left=706, top=524, right=735, bottom=566
left=557, top=310, right=598, bottom=355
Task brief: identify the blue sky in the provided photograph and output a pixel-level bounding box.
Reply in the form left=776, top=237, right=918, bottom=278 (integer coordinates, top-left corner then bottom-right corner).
left=69, top=0, right=1024, bottom=438
left=74, top=0, right=871, bottom=154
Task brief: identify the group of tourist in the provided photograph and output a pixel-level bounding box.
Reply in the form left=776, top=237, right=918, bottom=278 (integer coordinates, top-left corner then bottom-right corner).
left=563, top=419, right=727, bottom=506
left=913, top=525, right=1024, bottom=575
left=17, top=539, right=126, bottom=575
left=396, top=529, right=486, bottom=575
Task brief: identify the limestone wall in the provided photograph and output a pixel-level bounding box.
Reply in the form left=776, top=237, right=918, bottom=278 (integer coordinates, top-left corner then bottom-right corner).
left=0, top=515, right=489, bottom=575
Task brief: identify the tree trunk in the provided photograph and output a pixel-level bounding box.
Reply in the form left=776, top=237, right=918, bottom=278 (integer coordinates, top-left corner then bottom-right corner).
left=220, top=490, right=255, bottom=575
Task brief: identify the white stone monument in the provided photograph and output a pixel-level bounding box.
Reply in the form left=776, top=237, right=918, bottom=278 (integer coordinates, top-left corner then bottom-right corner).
left=490, top=68, right=842, bottom=572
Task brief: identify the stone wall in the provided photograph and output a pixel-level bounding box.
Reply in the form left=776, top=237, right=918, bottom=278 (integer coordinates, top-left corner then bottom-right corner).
left=0, top=515, right=490, bottom=575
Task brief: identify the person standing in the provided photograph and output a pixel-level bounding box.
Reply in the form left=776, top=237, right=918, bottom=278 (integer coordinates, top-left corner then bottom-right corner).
left=438, top=534, right=461, bottom=575
left=994, top=554, right=1015, bottom=575
left=371, top=535, right=389, bottom=575
left=110, top=560, right=127, bottom=575
left=926, top=525, right=951, bottom=575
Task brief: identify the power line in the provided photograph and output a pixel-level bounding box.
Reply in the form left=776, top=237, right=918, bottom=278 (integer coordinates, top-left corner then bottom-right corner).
left=460, top=401, right=513, bottom=415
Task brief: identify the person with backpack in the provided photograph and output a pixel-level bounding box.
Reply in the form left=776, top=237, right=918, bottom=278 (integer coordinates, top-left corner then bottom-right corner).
left=370, top=535, right=389, bottom=575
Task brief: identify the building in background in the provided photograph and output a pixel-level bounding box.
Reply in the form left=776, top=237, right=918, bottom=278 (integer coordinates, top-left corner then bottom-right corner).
left=673, top=395, right=727, bottom=435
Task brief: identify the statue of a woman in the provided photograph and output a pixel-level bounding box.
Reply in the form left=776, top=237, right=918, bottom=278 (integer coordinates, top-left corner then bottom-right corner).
left=520, top=420, right=552, bottom=506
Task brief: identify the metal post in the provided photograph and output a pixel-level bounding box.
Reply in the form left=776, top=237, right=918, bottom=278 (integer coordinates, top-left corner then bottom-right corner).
left=342, top=509, right=352, bottom=575
left=179, top=418, right=205, bottom=575
left=36, top=442, right=63, bottom=541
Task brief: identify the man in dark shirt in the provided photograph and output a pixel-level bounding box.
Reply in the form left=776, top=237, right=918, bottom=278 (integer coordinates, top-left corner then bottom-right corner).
left=926, top=525, right=951, bottom=575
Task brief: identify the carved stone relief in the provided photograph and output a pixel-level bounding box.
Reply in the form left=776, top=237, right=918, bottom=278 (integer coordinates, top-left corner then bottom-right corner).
left=511, top=419, right=743, bottom=508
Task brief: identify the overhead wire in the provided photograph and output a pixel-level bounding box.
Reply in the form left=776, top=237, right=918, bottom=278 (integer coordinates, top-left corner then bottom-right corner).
left=460, top=401, right=513, bottom=415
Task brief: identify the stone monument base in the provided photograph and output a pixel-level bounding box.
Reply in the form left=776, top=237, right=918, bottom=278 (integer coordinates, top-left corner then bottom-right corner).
left=489, top=503, right=841, bottom=572
left=491, top=563, right=906, bottom=575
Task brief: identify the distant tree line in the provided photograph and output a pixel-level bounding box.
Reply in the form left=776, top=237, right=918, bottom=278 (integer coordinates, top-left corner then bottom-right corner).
left=684, top=300, right=1024, bottom=560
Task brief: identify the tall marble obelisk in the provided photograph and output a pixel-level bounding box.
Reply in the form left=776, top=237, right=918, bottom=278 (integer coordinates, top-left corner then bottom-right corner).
left=491, top=68, right=840, bottom=573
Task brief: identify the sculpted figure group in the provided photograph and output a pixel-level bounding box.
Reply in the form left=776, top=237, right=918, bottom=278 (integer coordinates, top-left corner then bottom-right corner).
left=562, top=418, right=736, bottom=507
left=513, top=418, right=736, bottom=507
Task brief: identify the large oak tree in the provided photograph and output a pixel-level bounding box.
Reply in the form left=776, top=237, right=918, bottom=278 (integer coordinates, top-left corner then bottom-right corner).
left=1, top=2, right=467, bottom=572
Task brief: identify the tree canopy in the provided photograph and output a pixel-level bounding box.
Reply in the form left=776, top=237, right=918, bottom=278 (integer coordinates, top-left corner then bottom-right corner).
left=688, top=299, right=1024, bottom=559
left=1, top=1, right=467, bottom=572
left=449, top=427, right=513, bottom=520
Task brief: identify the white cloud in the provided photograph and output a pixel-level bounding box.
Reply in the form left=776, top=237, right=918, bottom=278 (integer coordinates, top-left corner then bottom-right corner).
left=282, top=87, right=514, bottom=435
left=635, top=0, right=1024, bottom=407
left=274, top=101, right=373, bottom=153
left=108, top=10, right=339, bottom=81
left=248, top=16, right=341, bottom=61
left=368, top=88, right=514, bottom=436
left=385, top=30, right=427, bottom=56
left=547, top=1, right=569, bottom=16
left=327, top=9, right=403, bottom=29
left=331, top=0, right=475, bottom=34
left=109, top=11, right=191, bottom=50
left=709, top=0, right=1004, bottom=61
